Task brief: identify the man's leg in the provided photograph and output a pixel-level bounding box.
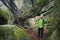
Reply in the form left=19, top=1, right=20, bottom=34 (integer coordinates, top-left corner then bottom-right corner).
left=38, top=28, right=40, bottom=37
left=41, top=28, right=44, bottom=37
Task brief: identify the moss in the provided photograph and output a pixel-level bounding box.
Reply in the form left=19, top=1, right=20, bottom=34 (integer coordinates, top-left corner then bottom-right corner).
left=0, top=9, right=14, bottom=24
left=0, top=25, right=29, bottom=40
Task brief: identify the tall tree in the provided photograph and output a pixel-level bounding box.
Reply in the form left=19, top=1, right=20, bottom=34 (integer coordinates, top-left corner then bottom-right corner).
left=0, top=0, right=18, bottom=18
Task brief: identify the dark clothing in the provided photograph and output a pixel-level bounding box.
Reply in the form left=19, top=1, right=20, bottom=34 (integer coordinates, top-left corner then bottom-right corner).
left=38, top=28, right=44, bottom=37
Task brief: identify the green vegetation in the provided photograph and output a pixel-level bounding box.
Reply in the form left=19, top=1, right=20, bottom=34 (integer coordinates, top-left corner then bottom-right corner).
left=0, top=9, right=14, bottom=24
left=46, top=0, right=60, bottom=40
left=34, top=0, right=47, bottom=13
left=0, top=25, right=29, bottom=40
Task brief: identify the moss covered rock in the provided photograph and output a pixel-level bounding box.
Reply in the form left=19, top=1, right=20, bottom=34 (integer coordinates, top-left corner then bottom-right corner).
left=0, top=25, right=29, bottom=40
left=0, top=9, right=14, bottom=25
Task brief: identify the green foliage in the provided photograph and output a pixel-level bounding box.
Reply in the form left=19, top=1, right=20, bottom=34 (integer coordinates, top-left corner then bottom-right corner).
left=46, top=13, right=57, bottom=40
left=44, top=10, right=57, bottom=40
left=47, top=0, right=60, bottom=40
left=0, top=9, right=13, bottom=24
left=0, top=25, right=29, bottom=40
left=49, top=13, right=56, bottom=26
left=0, top=10, right=10, bottom=19
left=35, top=0, right=46, bottom=6
left=34, top=0, right=47, bottom=14
left=55, top=0, right=60, bottom=12
left=47, top=29, right=59, bottom=40
left=55, top=0, right=60, bottom=31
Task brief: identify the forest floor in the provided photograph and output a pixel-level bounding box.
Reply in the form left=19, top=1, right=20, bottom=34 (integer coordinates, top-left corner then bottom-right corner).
left=25, top=28, right=49, bottom=40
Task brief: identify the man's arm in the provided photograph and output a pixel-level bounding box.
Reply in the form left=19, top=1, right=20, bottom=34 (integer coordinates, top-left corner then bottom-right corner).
left=44, top=19, right=47, bottom=24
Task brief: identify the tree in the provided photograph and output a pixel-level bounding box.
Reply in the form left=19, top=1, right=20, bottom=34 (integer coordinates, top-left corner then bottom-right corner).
left=0, top=0, right=18, bottom=18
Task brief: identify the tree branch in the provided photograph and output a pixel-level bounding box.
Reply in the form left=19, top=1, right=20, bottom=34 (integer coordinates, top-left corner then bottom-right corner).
left=43, top=7, right=55, bottom=16
left=41, top=6, right=54, bottom=14
left=42, top=0, right=54, bottom=9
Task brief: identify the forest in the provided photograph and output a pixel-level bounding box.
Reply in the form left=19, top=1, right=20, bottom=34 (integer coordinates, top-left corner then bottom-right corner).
left=0, top=0, right=60, bottom=40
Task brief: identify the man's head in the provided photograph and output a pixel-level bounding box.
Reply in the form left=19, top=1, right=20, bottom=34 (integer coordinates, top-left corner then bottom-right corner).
left=40, top=14, right=44, bottom=18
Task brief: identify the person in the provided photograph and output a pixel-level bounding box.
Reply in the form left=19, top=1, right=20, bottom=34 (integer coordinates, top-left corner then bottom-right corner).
left=36, top=14, right=45, bottom=38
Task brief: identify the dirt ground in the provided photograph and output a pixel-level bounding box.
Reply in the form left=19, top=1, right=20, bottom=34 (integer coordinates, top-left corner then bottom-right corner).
left=25, top=28, right=48, bottom=40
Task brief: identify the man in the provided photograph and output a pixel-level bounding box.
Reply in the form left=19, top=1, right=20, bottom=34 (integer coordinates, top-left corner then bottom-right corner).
left=37, top=14, right=45, bottom=38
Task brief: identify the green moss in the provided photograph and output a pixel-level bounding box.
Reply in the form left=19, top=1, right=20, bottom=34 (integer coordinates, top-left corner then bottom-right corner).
left=0, top=9, right=14, bottom=24
left=0, top=25, right=29, bottom=40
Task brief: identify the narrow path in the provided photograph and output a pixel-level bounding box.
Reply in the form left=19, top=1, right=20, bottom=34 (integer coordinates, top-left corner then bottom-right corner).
left=25, top=28, right=48, bottom=40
